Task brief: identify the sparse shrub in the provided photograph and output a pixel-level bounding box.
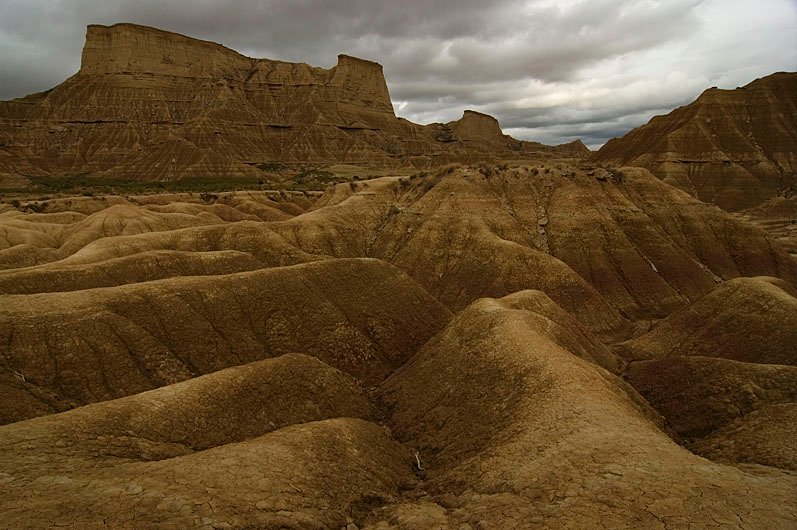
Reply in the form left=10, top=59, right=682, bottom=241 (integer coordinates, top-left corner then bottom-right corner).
left=257, top=162, right=285, bottom=172
left=608, top=168, right=625, bottom=183
left=349, top=181, right=358, bottom=191
left=9, top=199, right=21, bottom=209
left=477, top=163, right=493, bottom=178
left=437, top=164, right=458, bottom=176
left=200, top=192, right=218, bottom=204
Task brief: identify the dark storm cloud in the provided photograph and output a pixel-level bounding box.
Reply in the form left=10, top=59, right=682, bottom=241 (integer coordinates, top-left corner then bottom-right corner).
left=1, top=0, right=795, bottom=146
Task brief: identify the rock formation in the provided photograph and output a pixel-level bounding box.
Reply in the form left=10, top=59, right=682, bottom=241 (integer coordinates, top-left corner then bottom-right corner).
left=1, top=161, right=796, bottom=526
left=0, top=23, right=583, bottom=184
left=1, top=21, right=796, bottom=528
left=593, top=72, right=797, bottom=211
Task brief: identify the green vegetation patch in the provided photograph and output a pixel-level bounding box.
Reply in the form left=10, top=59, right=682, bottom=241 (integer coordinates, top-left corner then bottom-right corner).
left=23, top=175, right=268, bottom=195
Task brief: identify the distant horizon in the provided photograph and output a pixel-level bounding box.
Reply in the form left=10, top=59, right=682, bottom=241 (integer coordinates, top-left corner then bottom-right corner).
left=1, top=0, right=795, bottom=147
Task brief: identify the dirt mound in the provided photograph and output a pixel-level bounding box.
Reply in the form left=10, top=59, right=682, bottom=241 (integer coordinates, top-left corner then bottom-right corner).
left=372, top=293, right=797, bottom=528
left=0, top=417, right=414, bottom=529
left=364, top=165, right=795, bottom=325
left=619, top=277, right=797, bottom=471
left=690, top=403, right=797, bottom=471
left=593, top=72, right=797, bottom=211
left=0, top=161, right=795, bottom=526
left=626, top=356, right=797, bottom=469
left=626, top=356, right=797, bottom=438
left=0, top=258, right=451, bottom=423
left=0, top=249, right=262, bottom=294
left=0, top=354, right=373, bottom=465
left=617, top=277, right=797, bottom=365
left=736, top=195, right=797, bottom=256
left=0, top=191, right=309, bottom=270
left=3, top=164, right=793, bottom=333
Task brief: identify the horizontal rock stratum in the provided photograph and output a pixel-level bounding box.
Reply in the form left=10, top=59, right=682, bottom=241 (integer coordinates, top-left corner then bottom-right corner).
left=0, top=23, right=586, bottom=183
left=593, top=72, right=797, bottom=211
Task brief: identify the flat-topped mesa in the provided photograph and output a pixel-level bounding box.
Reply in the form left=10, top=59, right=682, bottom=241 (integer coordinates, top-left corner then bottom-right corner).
left=0, top=22, right=590, bottom=181
left=79, top=23, right=395, bottom=115
left=80, top=23, right=254, bottom=77
left=330, top=54, right=395, bottom=116
left=450, top=110, right=512, bottom=146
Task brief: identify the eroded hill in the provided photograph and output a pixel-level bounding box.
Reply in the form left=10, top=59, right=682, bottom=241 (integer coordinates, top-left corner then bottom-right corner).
left=593, top=72, right=797, bottom=211
left=0, top=162, right=795, bottom=528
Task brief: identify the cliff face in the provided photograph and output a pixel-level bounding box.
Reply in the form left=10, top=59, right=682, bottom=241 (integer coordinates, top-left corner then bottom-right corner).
left=593, top=72, right=797, bottom=211
left=451, top=110, right=513, bottom=146
left=0, top=23, right=578, bottom=182
left=80, top=23, right=254, bottom=77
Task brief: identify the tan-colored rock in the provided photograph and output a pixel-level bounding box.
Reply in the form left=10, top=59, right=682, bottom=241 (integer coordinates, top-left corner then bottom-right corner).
left=0, top=23, right=584, bottom=183
left=593, top=72, right=797, bottom=210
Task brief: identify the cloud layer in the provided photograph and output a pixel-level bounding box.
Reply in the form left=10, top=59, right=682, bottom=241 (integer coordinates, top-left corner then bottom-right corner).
left=1, top=0, right=795, bottom=147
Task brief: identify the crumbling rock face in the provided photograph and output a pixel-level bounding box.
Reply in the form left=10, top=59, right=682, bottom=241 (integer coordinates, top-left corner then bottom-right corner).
left=594, top=72, right=797, bottom=211
left=0, top=23, right=583, bottom=183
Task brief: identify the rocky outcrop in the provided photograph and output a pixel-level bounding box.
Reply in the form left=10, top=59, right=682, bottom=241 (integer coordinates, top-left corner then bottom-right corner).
left=593, top=72, right=797, bottom=210
left=0, top=23, right=582, bottom=183
left=449, top=110, right=516, bottom=148
left=80, top=23, right=254, bottom=77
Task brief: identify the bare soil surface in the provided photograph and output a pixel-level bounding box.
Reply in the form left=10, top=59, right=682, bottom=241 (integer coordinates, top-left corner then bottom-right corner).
left=1, top=163, right=795, bottom=528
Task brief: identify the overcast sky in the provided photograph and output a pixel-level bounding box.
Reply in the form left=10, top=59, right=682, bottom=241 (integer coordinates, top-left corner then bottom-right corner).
left=1, top=0, right=795, bottom=148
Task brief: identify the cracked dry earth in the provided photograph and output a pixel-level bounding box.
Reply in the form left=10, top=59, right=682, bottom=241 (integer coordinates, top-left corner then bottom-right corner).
left=0, top=164, right=796, bottom=529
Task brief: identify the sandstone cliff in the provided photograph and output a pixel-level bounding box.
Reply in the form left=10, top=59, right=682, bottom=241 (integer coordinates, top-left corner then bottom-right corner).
left=0, top=23, right=580, bottom=183
left=593, top=72, right=797, bottom=210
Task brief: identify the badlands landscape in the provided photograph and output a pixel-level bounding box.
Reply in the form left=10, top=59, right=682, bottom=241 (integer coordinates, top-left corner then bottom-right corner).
left=0, top=23, right=796, bottom=529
